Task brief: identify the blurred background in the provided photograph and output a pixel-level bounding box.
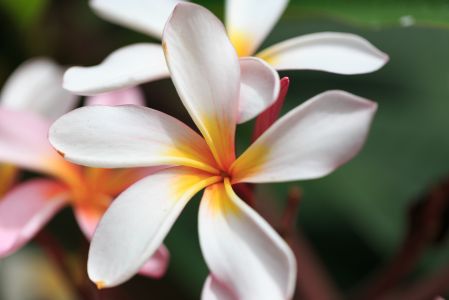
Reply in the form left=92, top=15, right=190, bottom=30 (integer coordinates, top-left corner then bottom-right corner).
left=1, top=0, right=449, bottom=299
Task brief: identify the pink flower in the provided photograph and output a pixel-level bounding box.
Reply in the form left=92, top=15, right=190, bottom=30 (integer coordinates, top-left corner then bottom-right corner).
left=0, top=62, right=169, bottom=278
left=0, top=58, right=77, bottom=197
left=49, top=4, right=378, bottom=299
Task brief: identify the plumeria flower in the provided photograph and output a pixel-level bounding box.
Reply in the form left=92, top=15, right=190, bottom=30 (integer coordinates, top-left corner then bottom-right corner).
left=0, top=59, right=78, bottom=197
left=0, top=69, right=169, bottom=278
left=49, top=4, right=378, bottom=299
left=64, top=0, right=388, bottom=102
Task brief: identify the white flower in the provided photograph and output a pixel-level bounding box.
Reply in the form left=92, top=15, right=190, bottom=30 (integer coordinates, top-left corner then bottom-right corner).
left=63, top=0, right=387, bottom=124
left=49, top=4, right=378, bottom=299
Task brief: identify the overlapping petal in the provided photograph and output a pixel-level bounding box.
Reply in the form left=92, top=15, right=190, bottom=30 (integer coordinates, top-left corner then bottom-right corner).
left=90, top=0, right=182, bottom=38
left=63, top=44, right=169, bottom=95
left=202, top=275, right=237, bottom=300
left=252, top=77, right=290, bottom=140
left=99, top=167, right=165, bottom=196
left=49, top=105, right=218, bottom=173
left=73, top=204, right=108, bottom=239
left=88, top=167, right=220, bottom=287
left=237, top=57, right=280, bottom=124
left=231, top=90, right=377, bottom=183
left=0, top=179, right=69, bottom=257
left=74, top=203, right=170, bottom=279
left=138, top=246, right=170, bottom=279
left=0, top=58, right=77, bottom=120
left=225, top=0, right=288, bottom=56
left=0, top=109, right=75, bottom=178
left=85, top=87, right=145, bottom=106
left=257, top=32, right=389, bottom=74
left=163, top=3, right=240, bottom=169
left=199, top=180, right=296, bottom=300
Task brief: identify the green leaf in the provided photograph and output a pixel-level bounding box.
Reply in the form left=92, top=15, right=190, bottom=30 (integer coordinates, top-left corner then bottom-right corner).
left=287, top=0, right=449, bottom=28
left=1, top=0, right=49, bottom=28
left=262, top=18, right=449, bottom=286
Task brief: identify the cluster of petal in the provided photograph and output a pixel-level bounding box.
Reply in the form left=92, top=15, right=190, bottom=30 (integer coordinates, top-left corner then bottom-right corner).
left=0, top=60, right=168, bottom=278
left=0, top=59, right=76, bottom=197
left=49, top=4, right=378, bottom=299
left=65, top=0, right=388, bottom=115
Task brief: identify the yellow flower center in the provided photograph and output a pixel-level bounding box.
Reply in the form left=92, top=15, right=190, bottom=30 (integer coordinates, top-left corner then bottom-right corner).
left=228, top=30, right=254, bottom=57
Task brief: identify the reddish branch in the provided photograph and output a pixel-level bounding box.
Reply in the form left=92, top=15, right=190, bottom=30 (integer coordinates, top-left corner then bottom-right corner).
left=355, top=177, right=449, bottom=299
left=380, top=264, right=449, bottom=300
left=282, top=187, right=342, bottom=300
left=254, top=185, right=342, bottom=300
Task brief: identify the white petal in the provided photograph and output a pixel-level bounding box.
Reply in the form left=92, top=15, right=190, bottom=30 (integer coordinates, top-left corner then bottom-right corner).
left=63, top=44, right=169, bottom=95
left=199, top=180, right=296, bottom=300
left=226, top=0, right=288, bottom=56
left=73, top=204, right=170, bottom=279
left=90, top=0, right=183, bottom=38
left=231, top=90, right=377, bottom=183
left=88, top=167, right=220, bottom=287
left=163, top=3, right=240, bottom=170
left=257, top=32, right=389, bottom=74
left=237, top=57, right=280, bottom=124
left=49, top=105, right=218, bottom=173
left=202, top=275, right=237, bottom=300
left=85, top=87, right=145, bottom=106
left=0, top=58, right=78, bottom=121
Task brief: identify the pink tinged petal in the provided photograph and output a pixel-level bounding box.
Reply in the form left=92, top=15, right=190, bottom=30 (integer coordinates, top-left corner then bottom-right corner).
left=49, top=105, right=219, bottom=173
left=202, top=275, right=237, bottom=300
left=63, top=44, right=169, bottom=96
left=0, top=58, right=78, bottom=121
left=225, top=0, right=288, bottom=56
left=74, top=204, right=170, bottom=279
left=232, top=90, right=378, bottom=183
left=199, top=180, right=296, bottom=300
left=0, top=179, right=68, bottom=257
left=90, top=0, right=182, bottom=38
left=85, top=87, right=145, bottom=106
left=163, top=3, right=240, bottom=170
left=257, top=32, right=389, bottom=74
left=237, top=57, right=280, bottom=124
left=73, top=206, right=102, bottom=239
left=252, top=77, right=290, bottom=141
left=101, top=167, right=166, bottom=196
left=0, top=108, right=72, bottom=177
left=138, top=245, right=170, bottom=279
left=88, top=167, right=220, bottom=287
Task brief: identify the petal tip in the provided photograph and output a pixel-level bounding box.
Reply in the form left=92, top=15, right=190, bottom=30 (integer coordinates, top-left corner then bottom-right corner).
left=324, top=90, right=378, bottom=110
left=62, top=67, right=80, bottom=94
left=96, top=280, right=107, bottom=289
left=56, top=149, right=65, bottom=158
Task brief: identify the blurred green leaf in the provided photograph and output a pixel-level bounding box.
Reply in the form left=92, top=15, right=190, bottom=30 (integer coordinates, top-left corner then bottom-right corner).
left=1, top=0, right=49, bottom=28
left=288, top=0, right=449, bottom=28
left=146, top=16, right=449, bottom=293
left=261, top=18, right=449, bottom=287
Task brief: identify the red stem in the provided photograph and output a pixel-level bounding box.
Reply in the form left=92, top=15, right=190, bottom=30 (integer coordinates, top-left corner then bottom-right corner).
left=254, top=185, right=342, bottom=300
left=354, top=177, right=449, bottom=299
